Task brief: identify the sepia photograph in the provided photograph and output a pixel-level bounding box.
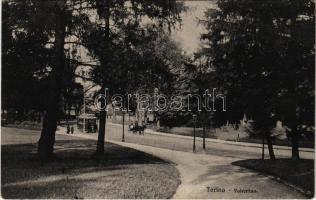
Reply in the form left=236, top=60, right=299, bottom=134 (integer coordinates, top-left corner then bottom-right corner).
left=1, top=0, right=315, bottom=199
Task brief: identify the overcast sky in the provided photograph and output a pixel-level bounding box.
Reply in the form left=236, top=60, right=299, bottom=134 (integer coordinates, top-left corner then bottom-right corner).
left=171, top=1, right=216, bottom=55
left=78, top=1, right=216, bottom=91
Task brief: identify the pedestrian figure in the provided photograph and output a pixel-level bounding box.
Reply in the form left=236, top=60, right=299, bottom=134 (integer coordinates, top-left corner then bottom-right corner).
left=67, top=125, right=70, bottom=134
left=71, top=126, right=74, bottom=134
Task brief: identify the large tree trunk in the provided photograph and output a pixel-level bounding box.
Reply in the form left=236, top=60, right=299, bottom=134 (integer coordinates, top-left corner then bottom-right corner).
left=38, top=109, right=58, bottom=160
left=266, top=134, right=275, bottom=160
left=95, top=0, right=110, bottom=155
left=96, top=109, right=106, bottom=154
left=38, top=3, right=66, bottom=160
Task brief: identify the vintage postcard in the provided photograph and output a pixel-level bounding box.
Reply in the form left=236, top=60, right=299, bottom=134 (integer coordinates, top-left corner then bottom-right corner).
left=1, top=0, right=314, bottom=199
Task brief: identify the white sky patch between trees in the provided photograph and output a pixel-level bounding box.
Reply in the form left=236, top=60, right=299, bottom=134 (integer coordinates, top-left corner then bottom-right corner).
left=75, top=1, right=216, bottom=96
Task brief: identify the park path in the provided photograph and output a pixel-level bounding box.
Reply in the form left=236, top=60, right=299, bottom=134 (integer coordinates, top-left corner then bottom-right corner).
left=57, top=129, right=306, bottom=199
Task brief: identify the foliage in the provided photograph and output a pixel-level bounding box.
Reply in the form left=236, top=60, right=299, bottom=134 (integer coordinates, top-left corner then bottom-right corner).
left=2, top=1, right=52, bottom=114
left=200, top=0, right=314, bottom=159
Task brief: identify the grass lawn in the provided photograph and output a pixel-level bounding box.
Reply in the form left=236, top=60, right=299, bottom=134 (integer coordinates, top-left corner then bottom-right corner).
left=232, top=158, right=314, bottom=197
left=1, top=128, right=180, bottom=199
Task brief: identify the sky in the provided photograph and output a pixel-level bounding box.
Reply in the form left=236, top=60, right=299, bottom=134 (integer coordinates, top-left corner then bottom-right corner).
left=171, top=1, right=216, bottom=55
left=78, top=1, right=216, bottom=94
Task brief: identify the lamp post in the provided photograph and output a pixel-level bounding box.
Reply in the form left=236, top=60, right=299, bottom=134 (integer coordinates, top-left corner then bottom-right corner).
left=203, top=112, right=206, bottom=150
left=81, top=71, right=86, bottom=133
left=262, top=136, right=265, bottom=160
left=193, top=114, right=197, bottom=152
left=154, top=88, right=158, bottom=126
left=122, top=110, right=125, bottom=142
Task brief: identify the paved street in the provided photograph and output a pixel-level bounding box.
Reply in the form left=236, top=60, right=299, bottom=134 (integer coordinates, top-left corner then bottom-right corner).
left=57, top=124, right=310, bottom=199
left=112, top=141, right=307, bottom=199
left=96, top=123, right=314, bottom=160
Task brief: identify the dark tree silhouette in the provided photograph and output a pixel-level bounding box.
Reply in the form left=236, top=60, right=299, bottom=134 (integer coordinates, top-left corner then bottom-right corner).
left=83, top=0, right=185, bottom=154
left=200, top=0, right=314, bottom=160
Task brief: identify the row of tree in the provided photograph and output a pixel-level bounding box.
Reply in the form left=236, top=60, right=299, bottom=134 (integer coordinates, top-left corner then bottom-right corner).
left=3, top=0, right=186, bottom=160
left=199, top=0, right=314, bottom=160
left=3, top=0, right=314, bottom=161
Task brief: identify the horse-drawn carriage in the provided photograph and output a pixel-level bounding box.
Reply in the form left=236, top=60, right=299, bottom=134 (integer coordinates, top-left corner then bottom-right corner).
left=128, top=122, right=146, bottom=134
